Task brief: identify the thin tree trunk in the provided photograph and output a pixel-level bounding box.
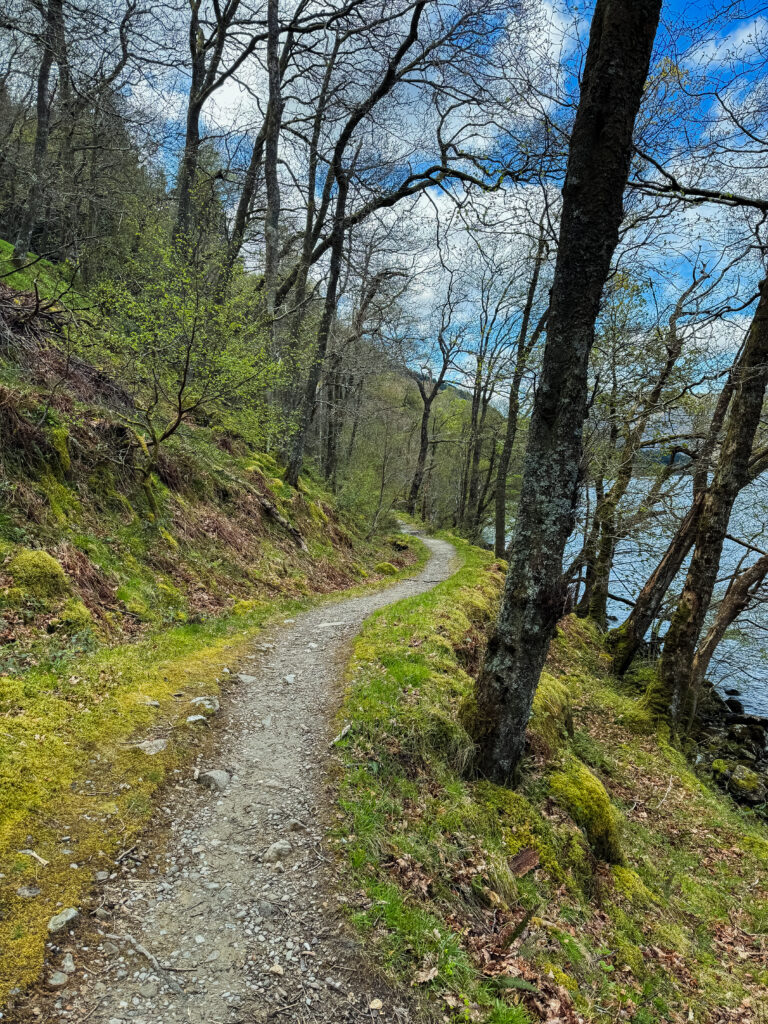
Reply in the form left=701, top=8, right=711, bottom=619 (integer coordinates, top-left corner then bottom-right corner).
left=494, top=239, right=547, bottom=557
left=13, top=2, right=57, bottom=263
left=660, top=282, right=768, bottom=730
left=407, top=389, right=432, bottom=514
left=286, top=185, right=347, bottom=488
left=494, top=370, right=523, bottom=557
left=473, top=0, right=661, bottom=784
left=576, top=477, right=604, bottom=616
left=690, top=552, right=768, bottom=696
left=609, top=354, right=738, bottom=674
left=263, top=0, right=282, bottom=319
left=609, top=492, right=704, bottom=674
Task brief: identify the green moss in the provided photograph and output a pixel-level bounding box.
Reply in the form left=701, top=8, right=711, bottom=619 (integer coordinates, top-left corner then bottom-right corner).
left=374, top=561, right=398, bottom=575
left=38, top=470, right=81, bottom=524
left=232, top=598, right=267, bottom=615
left=8, top=549, right=70, bottom=598
left=529, top=671, right=573, bottom=753
left=614, top=934, right=646, bottom=976
left=0, top=587, right=24, bottom=608
left=544, top=962, right=579, bottom=992
left=55, top=598, right=93, bottom=633
left=611, top=865, right=655, bottom=907
left=47, top=425, right=71, bottom=475
left=711, top=758, right=730, bottom=777
left=549, top=756, right=625, bottom=864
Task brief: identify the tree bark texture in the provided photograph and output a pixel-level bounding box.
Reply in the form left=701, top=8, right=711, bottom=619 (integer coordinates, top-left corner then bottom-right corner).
left=473, top=0, right=662, bottom=783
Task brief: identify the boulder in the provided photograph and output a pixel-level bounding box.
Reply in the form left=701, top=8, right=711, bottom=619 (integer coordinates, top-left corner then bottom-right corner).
left=727, top=764, right=767, bottom=804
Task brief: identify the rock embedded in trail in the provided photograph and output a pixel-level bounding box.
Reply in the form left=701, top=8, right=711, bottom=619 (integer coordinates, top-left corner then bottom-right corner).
left=47, top=971, right=69, bottom=990
left=61, top=952, right=76, bottom=974
left=197, top=769, right=231, bottom=793
left=48, top=907, right=79, bottom=933
left=263, top=839, right=292, bottom=862
left=236, top=673, right=258, bottom=684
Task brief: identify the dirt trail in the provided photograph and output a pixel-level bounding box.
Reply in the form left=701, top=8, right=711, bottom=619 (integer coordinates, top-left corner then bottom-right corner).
left=36, top=532, right=456, bottom=1024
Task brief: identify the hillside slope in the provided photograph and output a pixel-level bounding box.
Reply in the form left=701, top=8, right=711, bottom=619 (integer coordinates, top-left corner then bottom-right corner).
left=336, top=538, right=768, bottom=1024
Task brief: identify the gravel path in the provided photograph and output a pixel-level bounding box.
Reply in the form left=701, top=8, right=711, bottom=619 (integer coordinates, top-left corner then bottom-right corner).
left=35, top=532, right=456, bottom=1024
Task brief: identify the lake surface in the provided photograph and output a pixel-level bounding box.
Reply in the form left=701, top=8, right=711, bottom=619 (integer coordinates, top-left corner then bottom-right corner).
left=489, top=476, right=768, bottom=716
left=588, top=476, right=768, bottom=716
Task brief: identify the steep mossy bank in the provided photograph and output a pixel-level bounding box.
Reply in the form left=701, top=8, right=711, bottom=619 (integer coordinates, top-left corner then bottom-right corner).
left=335, top=537, right=768, bottom=1024
left=0, top=291, right=429, bottom=1002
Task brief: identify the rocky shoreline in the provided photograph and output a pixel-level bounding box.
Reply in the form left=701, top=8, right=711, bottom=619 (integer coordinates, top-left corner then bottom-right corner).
left=697, top=683, right=768, bottom=810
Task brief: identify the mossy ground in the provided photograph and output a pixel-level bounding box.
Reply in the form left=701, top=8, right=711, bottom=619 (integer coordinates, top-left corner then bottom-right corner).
left=0, top=537, right=429, bottom=1004
left=0, top=339, right=432, bottom=1002
left=335, top=539, right=768, bottom=1024
left=0, top=239, right=82, bottom=303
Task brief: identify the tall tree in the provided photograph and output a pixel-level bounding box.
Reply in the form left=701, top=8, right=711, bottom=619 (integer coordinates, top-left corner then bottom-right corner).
left=473, top=0, right=662, bottom=783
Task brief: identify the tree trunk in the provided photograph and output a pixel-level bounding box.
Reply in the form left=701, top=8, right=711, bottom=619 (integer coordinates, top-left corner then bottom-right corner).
left=407, top=390, right=432, bottom=514
left=473, top=0, right=661, bottom=784
left=609, top=492, right=704, bottom=674
left=609, top=349, right=738, bottom=674
left=263, top=0, right=282, bottom=319
left=12, top=2, right=57, bottom=263
left=493, top=238, right=547, bottom=557
left=576, top=477, right=603, bottom=616
left=286, top=185, right=347, bottom=488
left=690, top=552, right=768, bottom=696
left=494, top=372, right=522, bottom=557
left=660, top=281, right=768, bottom=730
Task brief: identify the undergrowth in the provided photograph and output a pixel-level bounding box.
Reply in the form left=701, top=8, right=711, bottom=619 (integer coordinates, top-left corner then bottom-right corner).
left=335, top=537, right=768, bottom=1024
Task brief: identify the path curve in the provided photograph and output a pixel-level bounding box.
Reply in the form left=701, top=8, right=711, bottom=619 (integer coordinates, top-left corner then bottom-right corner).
left=44, top=533, right=456, bottom=1024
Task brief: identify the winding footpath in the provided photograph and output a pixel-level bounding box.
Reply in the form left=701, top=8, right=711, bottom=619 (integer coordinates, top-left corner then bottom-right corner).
left=32, top=533, right=456, bottom=1024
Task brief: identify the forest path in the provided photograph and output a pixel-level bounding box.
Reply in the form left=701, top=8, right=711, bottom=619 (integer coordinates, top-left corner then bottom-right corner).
left=47, top=532, right=456, bottom=1024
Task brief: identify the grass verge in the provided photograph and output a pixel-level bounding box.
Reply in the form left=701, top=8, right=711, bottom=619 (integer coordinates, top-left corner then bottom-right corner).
left=334, top=537, right=768, bottom=1024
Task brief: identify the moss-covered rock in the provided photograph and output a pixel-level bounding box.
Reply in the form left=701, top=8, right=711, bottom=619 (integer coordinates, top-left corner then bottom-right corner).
left=711, top=758, right=730, bottom=780
left=549, top=756, right=625, bottom=864
left=0, top=587, right=24, bottom=609
left=727, top=764, right=766, bottom=804
left=8, top=549, right=70, bottom=599
left=56, top=599, right=93, bottom=633
left=374, top=561, right=398, bottom=576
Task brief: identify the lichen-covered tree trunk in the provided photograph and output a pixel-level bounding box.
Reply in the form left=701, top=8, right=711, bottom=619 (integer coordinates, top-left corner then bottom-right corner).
left=473, top=0, right=661, bottom=784
left=660, top=282, right=768, bottom=729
